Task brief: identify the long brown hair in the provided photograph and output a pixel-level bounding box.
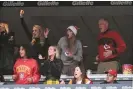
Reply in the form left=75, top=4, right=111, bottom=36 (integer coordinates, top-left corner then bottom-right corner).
left=67, top=32, right=76, bottom=53
left=72, top=66, right=87, bottom=84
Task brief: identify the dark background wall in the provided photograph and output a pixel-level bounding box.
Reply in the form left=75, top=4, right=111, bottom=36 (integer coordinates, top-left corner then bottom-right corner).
left=0, top=7, right=133, bottom=71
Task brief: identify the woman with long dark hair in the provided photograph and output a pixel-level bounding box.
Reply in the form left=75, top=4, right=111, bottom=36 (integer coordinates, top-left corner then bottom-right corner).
left=60, top=66, right=93, bottom=84
left=13, top=45, right=40, bottom=84
left=58, top=25, right=83, bottom=76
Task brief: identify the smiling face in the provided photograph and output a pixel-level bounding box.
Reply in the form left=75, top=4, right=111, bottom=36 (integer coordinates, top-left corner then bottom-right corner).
left=48, top=46, right=56, bottom=56
left=74, top=67, right=82, bottom=79
left=19, top=46, right=26, bottom=58
left=32, top=27, right=40, bottom=38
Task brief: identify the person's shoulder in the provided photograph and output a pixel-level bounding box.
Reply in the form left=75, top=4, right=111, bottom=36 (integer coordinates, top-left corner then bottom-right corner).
left=68, top=79, right=73, bottom=84
left=108, top=30, right=120, bottom=35
left=60, top=36, right=66, bottom=41
left=56, top=58, right=63, bottom=63
left=85, top=78, right=93, bottom=84
left=100, top=81, right=108, bottom=84
left=76, top=39, right=82, bottom=44
left=113, top=80, right=119, bottom=84
left=29, top=58, right=38, bottom=63
left=15, top=58, right=22, bottom=62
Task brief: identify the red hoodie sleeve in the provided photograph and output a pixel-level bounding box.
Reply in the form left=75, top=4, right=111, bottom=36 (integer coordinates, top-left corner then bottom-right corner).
left=111, top=31, right=126, bottom=55
left=32, top=60, right=40, bottom=83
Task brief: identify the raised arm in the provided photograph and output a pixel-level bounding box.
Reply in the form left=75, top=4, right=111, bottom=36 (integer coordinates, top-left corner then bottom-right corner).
left=20, top=10, right=32, bottom=41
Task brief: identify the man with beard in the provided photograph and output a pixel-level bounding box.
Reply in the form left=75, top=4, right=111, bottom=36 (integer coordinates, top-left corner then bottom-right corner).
left=58, top=25, right=83, bottom=76
left=20, top=10, right=50, bottom=74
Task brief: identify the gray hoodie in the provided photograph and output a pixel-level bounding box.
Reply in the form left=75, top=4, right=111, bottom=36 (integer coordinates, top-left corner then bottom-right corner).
left=57, top=36, right=83, bottom=65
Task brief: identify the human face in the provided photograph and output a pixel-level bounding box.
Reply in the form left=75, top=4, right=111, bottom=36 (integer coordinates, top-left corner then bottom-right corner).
left=67, top=29, right=74, bottom=39
left=32, top=27, right=40, bottom=38
left=106, top=73, right=116, bottom=83
left=98, top=19, right=108, bottom=33
left=48, top=46, right=56, bottom=56
left=74, top=67, right=82, bottom=79
left=19, top=46, right=26, bottom=58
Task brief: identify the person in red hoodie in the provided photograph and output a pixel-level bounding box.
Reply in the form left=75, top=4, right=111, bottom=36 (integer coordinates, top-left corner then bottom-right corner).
left=13, top=45, right=40, bottom=84
left=96, top=18, right=126, bottom=73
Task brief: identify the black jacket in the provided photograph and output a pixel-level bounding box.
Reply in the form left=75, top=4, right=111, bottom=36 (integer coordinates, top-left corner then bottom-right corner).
left=20, top=17, right=50, bottom=60
left=0, top=31, right=15, bottom=74
left=100, top=80, right=119, bottom=84
left=41, top=58, right=63, bottom=80
left=0, top=74, right=5, bottom=82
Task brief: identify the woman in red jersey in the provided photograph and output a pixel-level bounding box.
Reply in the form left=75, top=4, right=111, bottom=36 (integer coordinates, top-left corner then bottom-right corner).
left=13, top=45, right=40, bottom=84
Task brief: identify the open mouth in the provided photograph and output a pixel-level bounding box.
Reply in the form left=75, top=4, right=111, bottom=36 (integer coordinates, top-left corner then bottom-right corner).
left=74, top=73, right=77, bottom=76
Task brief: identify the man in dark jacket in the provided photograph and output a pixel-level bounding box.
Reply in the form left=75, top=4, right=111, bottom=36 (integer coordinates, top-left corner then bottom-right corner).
left=100, top=69, right=118, bottom=84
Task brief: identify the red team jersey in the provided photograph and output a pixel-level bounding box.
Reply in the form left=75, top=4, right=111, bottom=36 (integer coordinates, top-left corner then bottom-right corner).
left=13, top=58, right=40, bottom=84
left=97, top=30, right=126, bottom=61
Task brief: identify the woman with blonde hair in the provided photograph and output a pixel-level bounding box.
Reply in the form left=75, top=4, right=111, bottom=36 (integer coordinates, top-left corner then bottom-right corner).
left=0, top=22, right=15, bottom=74
left=0, top=23, right=9, bottom=33
left=20, top=10, right=50, bottom=72
left=41, top=46, right=63, bottom=84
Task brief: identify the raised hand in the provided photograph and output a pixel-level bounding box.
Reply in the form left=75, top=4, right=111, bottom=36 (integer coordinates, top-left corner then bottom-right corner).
left=20, top=9, right=24, bottom=17
left=44, top=28, right=50, bottom=38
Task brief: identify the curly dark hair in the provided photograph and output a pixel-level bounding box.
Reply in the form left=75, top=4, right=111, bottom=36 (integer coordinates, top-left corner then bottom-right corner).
left=19, top=44, right=32, bottom=58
